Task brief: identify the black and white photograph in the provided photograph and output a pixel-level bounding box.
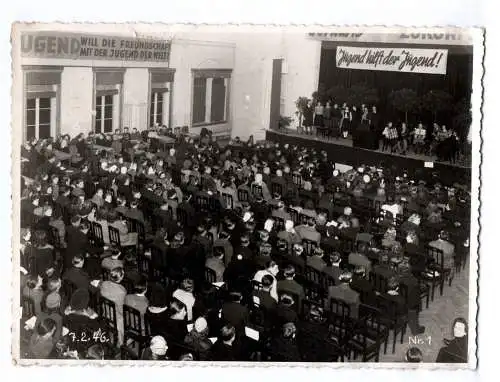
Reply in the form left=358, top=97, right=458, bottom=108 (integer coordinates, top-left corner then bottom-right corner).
left=10, top=24, right=482, bottom=366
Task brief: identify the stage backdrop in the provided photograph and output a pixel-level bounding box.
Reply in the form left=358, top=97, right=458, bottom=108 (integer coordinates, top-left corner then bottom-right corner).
left=319, top=41, right=473, bottom=126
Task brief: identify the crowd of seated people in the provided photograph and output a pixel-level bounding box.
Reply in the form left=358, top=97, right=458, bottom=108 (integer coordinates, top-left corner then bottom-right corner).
left=18, top=128, right=471, bottom=362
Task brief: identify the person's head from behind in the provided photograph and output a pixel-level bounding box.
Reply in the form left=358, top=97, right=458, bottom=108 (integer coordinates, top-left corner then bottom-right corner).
left=150, top=336, right=168, bottom=358
left=79, top=221, right=90, bottom=234
left=339, top=271, right=353, bottom=284
left=180, top=278, right=194, bottom=294
left=109, top=267, right=125, bottom=283
left=44, top=292, right=61, bottom=312
left=353, top=266, right=366, bottom=279
left=86, top=344, right=105, bottom=360
left=220, top=324, right=236, bottom=344
left=148, top=283, right=168, bottom=308
left=26, top=274, right=43, bottom=290
left=72, top=254, right=85, bottom=269
left=46, top=275, right=62, bottom=294
left=405, top=347, right=423, bottom=363
left=36, top=317, right=57, bottom=338
left=387, top=277, right=399, bottom=293
left=169, top=299, right=187, bottom=320
left=34, top=230, right=48, bottom=247
left=229, top=290, right=243, bottom=303
left=69, top=288, right=90, bottom=311
left=283, top=265, right=296, bottom=280
left=282, top=322, right=297, bottom=339
left=280, top=294, right=295, bottom=308
left=194, top=317, right=209, bottom=336
left=308, top=305, right=324, bottom=323
left=261, top=274, right=274, bottom=292
left=214, top=246, right=225, bottom=260
left=133, top=275, right=148, bottom=295
left=266, top=260, right=279, bottom=276
left=438, top=230, right=450, bottom=241
left=452, top=317, right=468, bottom=339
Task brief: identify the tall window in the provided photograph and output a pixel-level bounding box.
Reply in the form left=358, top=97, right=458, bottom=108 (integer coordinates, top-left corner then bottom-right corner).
left=94, top=69, right=124, bottom=134
left=192, top=70, right=231, bottom=126
left=23, top=67, right=61, bottom=141
left=95, top=95, right=113, bottom=133
left=149, top=69, right=174, bottom=129
left=149, top=91, right=164, bottom=127
left=192, top=77, right=207, bottom=124
left=25, top=97, right=51, bottom=140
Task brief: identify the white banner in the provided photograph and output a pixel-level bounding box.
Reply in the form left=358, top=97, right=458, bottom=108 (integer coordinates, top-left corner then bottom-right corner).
left=336, top=46, right=448, bottom=75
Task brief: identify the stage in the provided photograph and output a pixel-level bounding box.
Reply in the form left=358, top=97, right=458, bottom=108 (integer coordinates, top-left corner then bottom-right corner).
left=265, top=130, right=471, bottom=187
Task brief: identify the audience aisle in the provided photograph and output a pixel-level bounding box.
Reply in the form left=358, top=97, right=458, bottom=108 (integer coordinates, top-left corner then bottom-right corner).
left=379, top=260, right=469, bottom=362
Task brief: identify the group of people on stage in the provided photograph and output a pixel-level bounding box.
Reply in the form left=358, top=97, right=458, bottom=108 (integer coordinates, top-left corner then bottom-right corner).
left=300, top=100, right=377, bottom=138
left=297, top=99, right=463, bottom=163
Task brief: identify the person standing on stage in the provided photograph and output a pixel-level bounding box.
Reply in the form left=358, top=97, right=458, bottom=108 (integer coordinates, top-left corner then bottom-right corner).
left=302, top=100, right=314, bottom=136
left=351, top=105, right=361, bottom=132
left=369, top=106, right=381, bottom=149
left=398, top=122, right=409, bottom=155
left=314, top=101, right=324, bottom=134
left=332, top=104, right=341, bottom=139
left=361, top=105, right=370, bottom=128
left=323, top=101, right=332, bottom=137
left=340, top=106, right=352, bottom=138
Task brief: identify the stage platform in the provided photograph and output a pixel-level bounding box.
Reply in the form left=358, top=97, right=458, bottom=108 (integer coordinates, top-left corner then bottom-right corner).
left=265, top=130, right=471, bottom=187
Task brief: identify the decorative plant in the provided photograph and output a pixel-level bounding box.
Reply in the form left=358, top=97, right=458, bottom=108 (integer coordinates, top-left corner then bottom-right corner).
left=295, top=96, right=310, bottom=128
left=388, top=88, right=419, bottom=124
left=346, top=84, right=380, bottom=107
left=421, top=89, right=453, bottom=122
left=279, top=115, right=293, bottom=130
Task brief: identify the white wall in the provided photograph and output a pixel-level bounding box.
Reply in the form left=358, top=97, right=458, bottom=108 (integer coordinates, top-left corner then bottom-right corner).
left=169, top=39, right=235, bottom=131
left=122, top=68, right=150, bottom=130
left=59, top=67, right=94, bottom=135
left=230, top=31, right=321, bottom=140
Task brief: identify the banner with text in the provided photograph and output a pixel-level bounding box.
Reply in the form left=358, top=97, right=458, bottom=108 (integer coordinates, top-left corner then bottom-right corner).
left=21, top=32, right=171, bottom=63
left=336, top=46, right=448, bottom=75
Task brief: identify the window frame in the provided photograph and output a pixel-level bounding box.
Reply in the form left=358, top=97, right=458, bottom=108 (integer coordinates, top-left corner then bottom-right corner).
left=95, top=94, right=114, bottom=133
left=191, top=69, right=231, bottom=127
left=24, top=96, right=53, bottom=140
left=149, top=91, right=165, bottom=127
left=22, top=66, right=62, bottom=142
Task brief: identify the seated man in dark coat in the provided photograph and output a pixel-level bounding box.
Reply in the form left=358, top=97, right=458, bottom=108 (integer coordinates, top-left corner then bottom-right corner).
left=211, top=324, right=241, bottom=361
left=297, top=305, right=340, bottom=362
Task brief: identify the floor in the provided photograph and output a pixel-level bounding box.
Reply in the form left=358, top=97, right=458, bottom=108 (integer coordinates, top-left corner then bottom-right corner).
left=377, top=261, right=470, bottom=362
